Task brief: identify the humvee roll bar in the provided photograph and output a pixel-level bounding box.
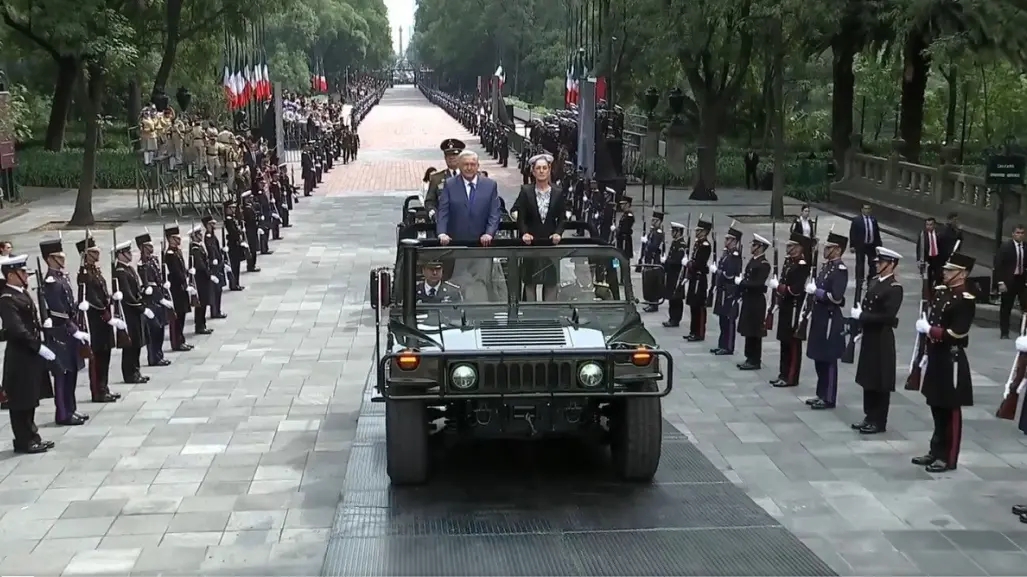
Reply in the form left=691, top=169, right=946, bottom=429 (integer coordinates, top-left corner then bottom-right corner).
left=396, top=220, right=601, bottom=247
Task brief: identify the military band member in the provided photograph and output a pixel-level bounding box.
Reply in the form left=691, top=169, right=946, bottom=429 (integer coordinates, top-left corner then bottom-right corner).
left=849, top=246, right=904, bottom=434
left=40, top=238, right=90, bottom=425
left=135, top=233, right=171, bottom=367
left=912, top=251, right=975, bottom=472
left=189, top=226, right=214, bottom=335
left=424, top=138, right=465, bottom=219
left=0, top=255, right=55, bottom=453
left=77, top=236, right=119, bottom=403
left=163, top=225, right=194, bottom=351
left=710, top=227, right=744, bottom=356
left=417, top=260, right=462, bottom=303
left=202, top=216, right=227, bottom=319
left=112, top=241, right=149, bottom=384
left=768, top=234, right=812, bottom=388
left=684, top=218, right=713, bottom=342
left=224, top=199, right=246, bottom=290
left=242, top=192, right=261, bottom=272
left=805, top=231, right=849, bottom=410
left=615, top=196, right=635, bottom=262
left=639, top=211, right=665, bottom=313
left=662, top=223, right=687, bottom=328
left=734, top=234, right=772, bottom=370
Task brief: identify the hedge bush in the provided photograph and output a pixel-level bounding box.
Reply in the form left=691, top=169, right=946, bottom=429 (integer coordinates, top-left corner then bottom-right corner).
left=15, top=149, right=138, bottom=189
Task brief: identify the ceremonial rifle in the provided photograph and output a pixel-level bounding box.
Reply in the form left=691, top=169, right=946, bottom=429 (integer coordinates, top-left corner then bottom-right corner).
left=187, top=220, right=201, bottom=308
left=675, top=213, right=695, bottom=290
left=110, top=230, right=131, bottom=349
left=159, top=230, right=178, bottom=328
left=33, top=257, right=62, bottom=372
left=996, top=312, right=1027, bottom=420
left=706, top=216, right=717, bottom=307
left=841, top=277, right=864, bottom=364
left=793, top=224, right=827, bottom=340
left=764, top=221, right=779, bottom=331
left=905, top=239, right=959, bottom=391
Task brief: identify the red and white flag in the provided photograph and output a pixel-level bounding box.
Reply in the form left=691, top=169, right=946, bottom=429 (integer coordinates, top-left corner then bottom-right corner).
left=223, top=64, right=235, bottom=106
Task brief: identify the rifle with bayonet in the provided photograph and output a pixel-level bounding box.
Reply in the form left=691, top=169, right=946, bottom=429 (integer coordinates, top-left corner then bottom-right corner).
left=793, top=223, right=827, bottom=340
left=905, top=239, right=956, bottom=390
left=110, top=230, right=131, bottom=349
left=841, top=276, right=864, bottom=364
left=159, top=229, right=178, bottom=329
left=675, top=213, right=695, bottom=290
left=764, top=221, right=779, bottom=331
left=706, top=215, right=717, bottom=307
left=997, top=312, right=1027, bottom=419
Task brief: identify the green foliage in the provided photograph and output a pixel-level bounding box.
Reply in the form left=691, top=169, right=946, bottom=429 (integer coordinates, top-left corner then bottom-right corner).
left=16, top=149, right=137, bottom=189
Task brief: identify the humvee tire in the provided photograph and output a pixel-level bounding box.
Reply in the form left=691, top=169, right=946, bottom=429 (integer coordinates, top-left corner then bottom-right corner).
left=385, top=399, right=429, bottom=485
left=610, top=391, right=662, bottom=482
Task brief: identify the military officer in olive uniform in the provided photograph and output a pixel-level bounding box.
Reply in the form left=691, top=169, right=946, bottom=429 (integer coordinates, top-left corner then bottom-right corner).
left=40, top=238, right=90, bottom=425
left=734, top=234, right=772, bottom=370
left=684, top=218, right=713, bottom=342
left=662, top=223, right=687, bottom=328
left=805, top=231, right=849, bottom=410
left=711, top=227, right=744, bottom=356
left=768, top=234, right=812, bottom=388
left=639, top=211, right=665, bottom=313
left=424, top=138, right=465, bottom=219
left=615, top=196, right=635, bottom=263
left=912, top=251, right=976, bottom=472
left=849, top=246, right=904, bottom=434
left=417, top=260, right=462, bottom=303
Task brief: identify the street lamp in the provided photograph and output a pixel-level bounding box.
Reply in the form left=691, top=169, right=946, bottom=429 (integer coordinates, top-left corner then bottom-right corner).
left=643, top=87, right=660, bottom=118
left=667, top=87, right=684, bottom=124
left=176, top=87, right=192, bottom=112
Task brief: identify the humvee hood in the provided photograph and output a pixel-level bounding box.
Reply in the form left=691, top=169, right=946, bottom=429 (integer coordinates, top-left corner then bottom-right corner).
left=411, top=314, right=610, bottom=352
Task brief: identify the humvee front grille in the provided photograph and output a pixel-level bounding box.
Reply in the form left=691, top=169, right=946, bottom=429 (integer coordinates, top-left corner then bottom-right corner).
left=479, top=320, right=567, bottom=348
left=480, top=360, right=576, bottom=392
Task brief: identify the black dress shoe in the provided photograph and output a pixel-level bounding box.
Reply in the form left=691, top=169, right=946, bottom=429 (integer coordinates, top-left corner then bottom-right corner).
left=859, top=423, right=886, bottom=435
left=92, top=394, right=118, bottom=403
left=662, top=321, right=679, bottom=328
left=714, top=349, right=733, bottom=356
left=926, top=461, right=956, bottom=473
left=14, top=442, right=48, bottom=454
left=851, top=420, right=868, bottom=430
left=1020, top=513, right=1027, bottom=524
left=1012, top=505, right=1027, bottom=516
left=911, top=454, right=937, bottom=466
left=772, top=380, right=797, bottom=388
left=804, top=397, right=819, bottom=406
left=111, top=392, right=122, bottom=399
left=73, top=412, right=89, bottom=421
left=642, top=305, right=658, bottom=313
left=230, top=286, right=245, bottom=291
left=148, top=359, right=171, bottom=367
left=809, top=399, right=836, bottom=410
left=247, top=267, right=261, bottom=273
left=124, top=375, right=149, bottom=384
left=40, top=440, right=55, bottom=449
left=212, top=314, right=228, bottom=319
left=261, top=250, right=274, bottom=255
left=195, top=328, right=213, bottom=335
left=172, top=344, right=194, bottom=352
left=0, top=401, right=7, bottom=410
left=686, top=335, right=705, bottom=342
left=709, top=347, right=720, bottom=354
left=1001, top=334, right=1010, bottom=339
left=737, top=361, right=760, bottom=370
left=56, top=416, right=85, bottom=426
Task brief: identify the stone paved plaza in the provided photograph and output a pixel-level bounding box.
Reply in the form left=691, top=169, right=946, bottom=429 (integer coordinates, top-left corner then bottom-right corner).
left=0, top=85, right=1025, bottom=575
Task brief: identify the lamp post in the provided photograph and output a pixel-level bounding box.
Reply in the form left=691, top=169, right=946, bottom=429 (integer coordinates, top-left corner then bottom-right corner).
left=667, top=87, right=684, bottom=124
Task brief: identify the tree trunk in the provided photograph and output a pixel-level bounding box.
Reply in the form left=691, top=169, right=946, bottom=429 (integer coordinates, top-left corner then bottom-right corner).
left=899, top=33, right=931, bottom=162
left=151, top=0, right=183, bottom=99
left=43, top=56, right=79, bottom=152
left=70, top=62, right=105, bottom=227
left=944, top=67, right=957, bottom=144
left=830, top=35, right=856, bottom=173
left=770, top=26, right=786, bottom=220
left=127, top=80, right=142, bottom=150
left=695, top=105, right=721, bottom=191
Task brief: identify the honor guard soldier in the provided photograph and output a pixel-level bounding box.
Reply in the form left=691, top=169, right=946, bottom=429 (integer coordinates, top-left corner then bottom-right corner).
left=112, top=240, right=149, bottom=384
left=76, top=235, right=119, bottom=403
left=202, top=216, right=227, bottom=319
left=849, top=246, right=904, bottom=434
left=189, top=226, right=215, bottom=335
left=662, top=222, right=687, bottom=327
left=255, top=180, right=274, bottom=255
left=615, top=196, right=635, bottom=263
left=223, top=199, right=246, bottom=290
left=163, top=225, right=194, bottom=351
left=135, top=233, right=171, bottom=367
left=639, top=211, right=665, bottom=313
left=300, top=142, right=315, bottom=196
left=684, top=218, right=713, bottom=341
left=0, top=255, right=55, bottom=453
left=912, top=251, right=975, bottom=472
left=734, top=233, right=772, bottom=370
left=711, top=227, right=744, bottom=356
left=417, top=260, right=462, bottom=303
left=241, top=192, right=260, bottom=272
left=39, top=238, right=90, bottom=425
left=804, top=231, right=849, bottom=410
left=768, top=234, right=812, bottom=388
left=424, top=138, right=465, bottom=219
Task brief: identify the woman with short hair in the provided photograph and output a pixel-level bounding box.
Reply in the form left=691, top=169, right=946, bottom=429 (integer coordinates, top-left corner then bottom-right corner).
left=515, top=154, right=567, bottom=301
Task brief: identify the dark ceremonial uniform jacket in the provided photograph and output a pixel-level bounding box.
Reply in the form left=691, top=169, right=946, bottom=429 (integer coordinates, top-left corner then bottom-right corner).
left=225, top=215, right=245, bottom=257
left=301, top=149, right=313, bottom=178
left=774, top=256, right=810, bottom=342
left=806, top=258, right=848, bottom=361
left=922, top=285, right=975, bottom=408
left=42, top=268, right=84, bottom=371
left=113, top=261, right=146, bottom=346
left=663, top=239, right=686, bottom=300
left=736, top=254, right=771, bottom=338
left=855, top=275, right=903, bottom=392
left=685, top=238, right=712, bottom=307
left=242, top=200, right=260, bottom=243
left=190, top=241, right=212, bottom=304
left=77, top=264, right=115, bottom=350
left=165, top=246, right=189, bottom=302
left=615, top=211, right=634, bottom=257
left=256, top=191, right=273, bottom=231
left=0, top=285, right=53, bottom=410
left=137, top=255, right=167, bottom=327
left=416, top=280, right=462, bottom=304
left=204, top=230, right=226, bottom=284
left=713, top=249, right=743, bottom=318
left=641, top=227, right=664, bottom=264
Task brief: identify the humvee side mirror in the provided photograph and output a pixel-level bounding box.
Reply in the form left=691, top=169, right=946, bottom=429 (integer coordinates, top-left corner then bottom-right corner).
left=370, top=267, right=392, bottom=309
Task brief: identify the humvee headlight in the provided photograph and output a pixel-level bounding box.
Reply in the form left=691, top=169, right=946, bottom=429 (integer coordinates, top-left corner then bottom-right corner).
left=450, top=364, right=477, bottom=389
left=578, top=362, right=604, bottom=387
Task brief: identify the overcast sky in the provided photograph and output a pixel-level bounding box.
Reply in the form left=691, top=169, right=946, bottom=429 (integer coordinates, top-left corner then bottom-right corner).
left=385, top=0, right=415, bottom=56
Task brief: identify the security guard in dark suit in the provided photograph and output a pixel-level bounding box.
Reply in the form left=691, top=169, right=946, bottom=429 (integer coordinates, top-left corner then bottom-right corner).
left=417, top=260, right=462, bottom=304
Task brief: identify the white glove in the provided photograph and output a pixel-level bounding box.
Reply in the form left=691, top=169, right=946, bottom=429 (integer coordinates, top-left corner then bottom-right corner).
left=768, top=276, right=779, bottom=290
left=733, top=275, right=742, bottom=285
left=112, top=291, right=123, bottom=301
left=187, top=286, right=197, bottom=296
left=428, top=209, right=436, bottom=218
left=212, top=259, right=219, bottom=266
left=160, top=298, right=173, bottom=308
left=224, top=264, right=231, bottom=274
left=1016, top=335, right=1027, bottom=353
left=710, top=263, right=717, bottom=274
left=144, top=286, right=153, bottom=295
left=116, top=319, right=127, bottom=331
left=804, top=282, right=817, bottom=295
left=640, top=235, right=647, bottom=244
left=280, top=204, right=287, bottom=209
left=915, top=313, right=931, bottom=334
left=849, top=306, right=862, bottom=320
left=38, top=345, right=56, bottom=361
left=42, top=318, right=53, bottom=329
left=210, top=275, right=220, bottom=283
left=78, top=301, right=90, bottom=312
left=107, top=318, right=119, bottom=327
left=188, top=268, right=195, bottom=275
left=660, top=255, right=666, bottom=264
left=258, top=229, right=265, bottom=236
left=73, top=330, right=90, bottom=344
left=143, top=308, right=155, bottom=319
left=241, top=242, right=249, bottom=249
left=682, top=256, right=689, bottom=267
left=163, top=281, right=171, bottom=289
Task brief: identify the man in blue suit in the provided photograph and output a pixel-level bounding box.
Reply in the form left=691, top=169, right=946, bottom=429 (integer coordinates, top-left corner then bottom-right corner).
left=436, top=150, right=501, bottom=246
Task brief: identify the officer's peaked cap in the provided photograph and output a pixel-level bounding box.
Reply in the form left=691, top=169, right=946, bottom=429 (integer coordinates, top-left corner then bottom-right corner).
left=111, top=240, right=132, bottom=254
left=40, top=238, right=64, bottom=258
left=825, top=232, right=849, bottom=251
left=875, top=246, right=902, bottom=261
left=945, top=252, right=975, bottom=273
left=0, top=254, right=29, bottom=273
left=440, top=138, right=465, bottom=153
left=670, top=222, right=685, bottom=230
left=752, top=233, right=770, bottom=246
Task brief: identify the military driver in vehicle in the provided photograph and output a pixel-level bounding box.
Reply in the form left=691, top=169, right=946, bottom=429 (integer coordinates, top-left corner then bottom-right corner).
left=417, top=259, right=462, bottom=304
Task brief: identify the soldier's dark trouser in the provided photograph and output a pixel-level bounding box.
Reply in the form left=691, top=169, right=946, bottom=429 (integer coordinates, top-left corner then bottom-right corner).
left=211, top=280, right=224, bottom=316
left=717, top=315, right=736, bottom=353
left=230, top=251, right=243, bottom=287
left=863, top=389, right=890, bottom=428
left=743, top=337, right=762, bottom=363
left=813, top=360, right=839, bottom=405
left=121, top=344, right=142, bottom=381
left=689, top=305, right=707, bottom=339
left=53, top=371, right=78, bottom=422
left=146, top=323, right=165, bottom=365
left=777, top=338, right=803, bottom=384
left=303, top=175, right=313, bottom=195
left=929, top=405, right=962, bottom=465
left=246, top=236, right=259, bottom=270
left=259, top=230, right=271, bottom=253
left=194, top=300, right=208, bottom=333
left=172, top=297, right=189, bottom=347
left=281, top=207, right=290, bottom=227
left=88, top=347, right=113, bottom=399
left=10, top=408, right=36, bottom=449
left=272, top=220, right=281, bottom=241
left=667, top=298, right=684, bottom=323
left=316, top=165, right=323, bottom=183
